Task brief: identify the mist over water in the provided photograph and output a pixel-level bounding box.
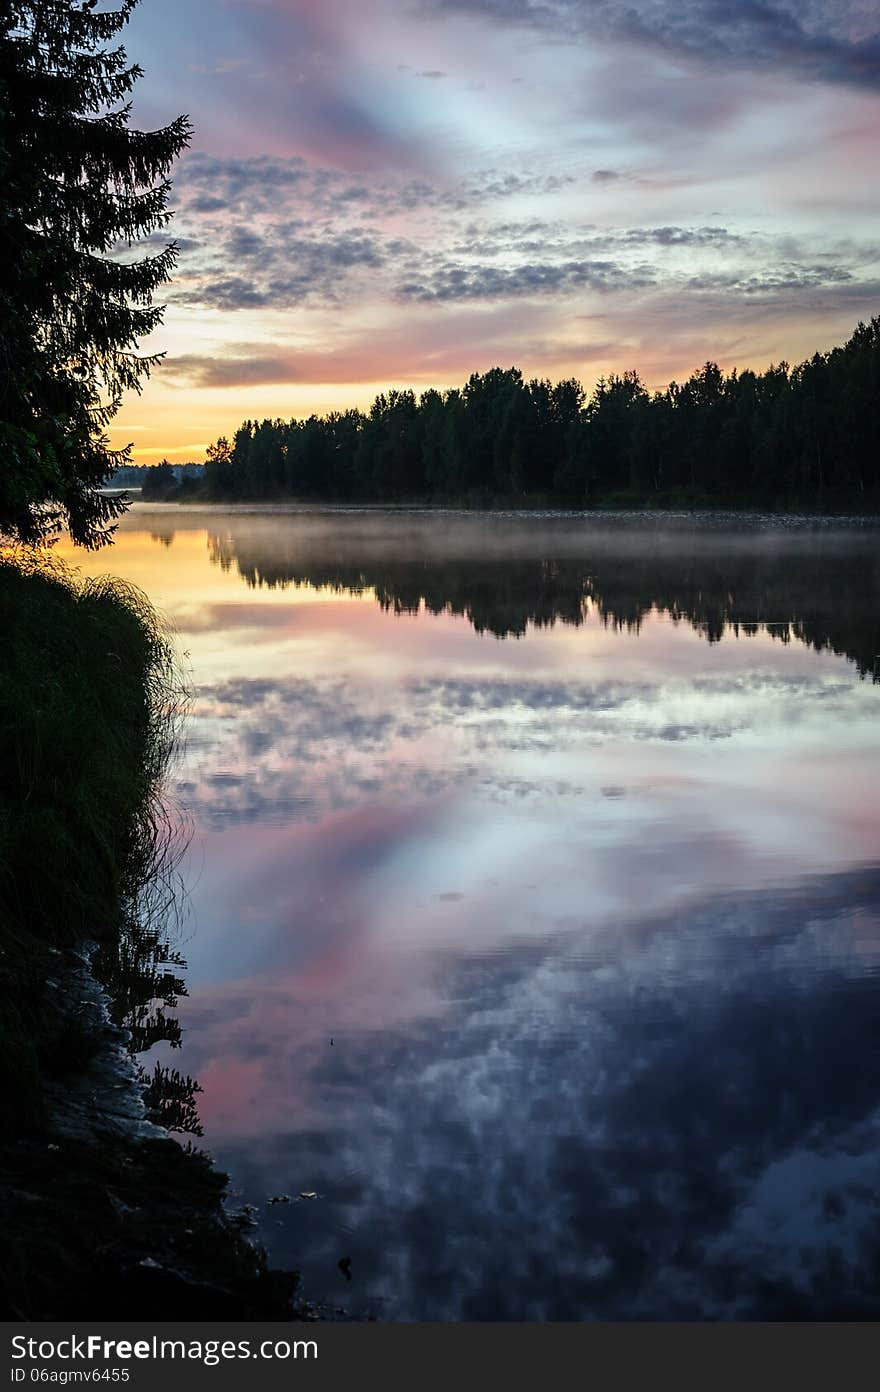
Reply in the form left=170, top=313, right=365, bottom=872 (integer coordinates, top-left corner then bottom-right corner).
left=62, top=507, right=880, bottom=1318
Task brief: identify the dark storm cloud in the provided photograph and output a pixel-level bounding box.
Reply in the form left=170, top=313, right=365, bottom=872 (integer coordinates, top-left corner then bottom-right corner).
left=419, top=0, right=880, bottom=92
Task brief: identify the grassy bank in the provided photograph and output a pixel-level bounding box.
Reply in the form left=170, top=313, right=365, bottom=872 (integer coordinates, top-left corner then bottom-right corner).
left=0, top=553, right=299, bottom=1319
left=0, top=553, right=178, bottom=1125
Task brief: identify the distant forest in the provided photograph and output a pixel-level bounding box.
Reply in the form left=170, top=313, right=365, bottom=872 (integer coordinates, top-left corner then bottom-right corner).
left=138, top=318, right=879, bottom=509
left=114, top=462, right=204, bottom=492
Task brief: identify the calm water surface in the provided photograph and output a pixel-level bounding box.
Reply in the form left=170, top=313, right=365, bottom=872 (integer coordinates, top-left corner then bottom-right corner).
left=62, top=507, right=880, bottom=1319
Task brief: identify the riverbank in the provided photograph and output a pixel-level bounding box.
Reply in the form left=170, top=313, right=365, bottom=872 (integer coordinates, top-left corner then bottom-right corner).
left=1, top=946, right=300, bottom=1319
left=110, top=493, right=880, bottom=531
left=126, top=480, right=880, bottom=517
left=0, top=553, right=302, bottom=1320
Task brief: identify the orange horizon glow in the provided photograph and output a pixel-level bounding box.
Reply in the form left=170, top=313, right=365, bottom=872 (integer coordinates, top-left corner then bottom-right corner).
left=116, top=311, right=871, bottom=465
left=113, top=0, right=880, bottom=464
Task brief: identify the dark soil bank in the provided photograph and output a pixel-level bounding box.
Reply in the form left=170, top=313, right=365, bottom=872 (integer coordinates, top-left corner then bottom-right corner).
left=0, top=556, right=301, bottom=1320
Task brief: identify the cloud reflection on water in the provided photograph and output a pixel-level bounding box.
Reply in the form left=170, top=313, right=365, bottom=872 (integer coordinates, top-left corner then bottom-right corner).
left=193, top=867, right=880, bottom=1319
left=57, top=510, right=880, bottom=1317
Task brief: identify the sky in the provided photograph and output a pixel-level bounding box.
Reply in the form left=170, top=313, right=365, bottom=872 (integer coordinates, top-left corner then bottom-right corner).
left=116, top=0, right=880, bottom=461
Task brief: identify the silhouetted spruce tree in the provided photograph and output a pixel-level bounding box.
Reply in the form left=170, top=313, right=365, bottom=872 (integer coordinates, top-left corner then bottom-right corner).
left=0, top=0, right=191, bottom=545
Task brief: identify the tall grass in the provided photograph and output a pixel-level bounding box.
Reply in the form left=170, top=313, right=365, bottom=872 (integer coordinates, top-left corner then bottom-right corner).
left=0, top=549, right=188, bottom=1124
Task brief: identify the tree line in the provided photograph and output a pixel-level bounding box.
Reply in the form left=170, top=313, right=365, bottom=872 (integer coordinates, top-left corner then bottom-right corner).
left=159, top=318, right=880, bottom=510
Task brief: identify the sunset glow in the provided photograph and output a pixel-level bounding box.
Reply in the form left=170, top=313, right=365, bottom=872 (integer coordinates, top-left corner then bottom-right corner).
left=119, top=0, right=880, bottom=461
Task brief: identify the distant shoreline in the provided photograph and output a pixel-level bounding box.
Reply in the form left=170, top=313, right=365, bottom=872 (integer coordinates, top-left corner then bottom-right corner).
left=106, top=494, right=880, bottom=528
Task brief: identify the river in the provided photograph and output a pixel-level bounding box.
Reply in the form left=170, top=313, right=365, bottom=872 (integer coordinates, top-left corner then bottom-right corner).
left=59, top=505, right=880, bottom=1319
